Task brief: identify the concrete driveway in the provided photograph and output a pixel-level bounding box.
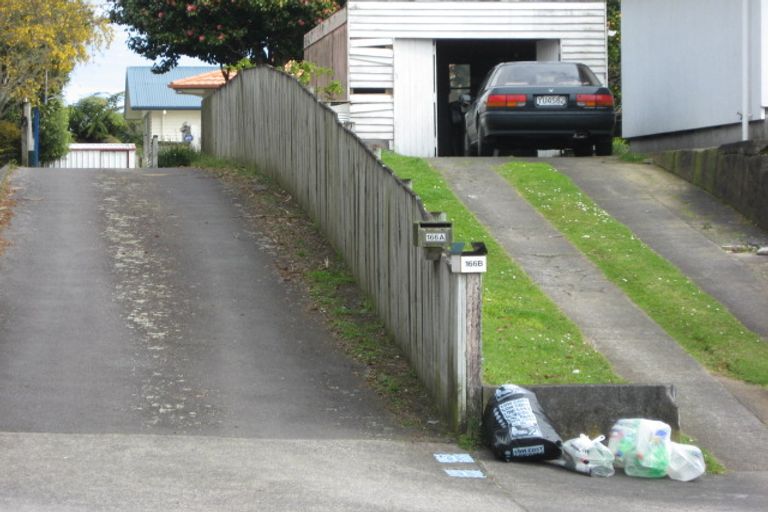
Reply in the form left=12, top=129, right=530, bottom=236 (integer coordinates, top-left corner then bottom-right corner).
left=430, top=156, right=768, bottom=470
left=1, top=165, right=766, bottom=510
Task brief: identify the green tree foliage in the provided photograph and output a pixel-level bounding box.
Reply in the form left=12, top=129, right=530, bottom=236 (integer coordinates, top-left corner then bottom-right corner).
left=69, top=93, right=129, bottom=143
left=38, top=98, right=71, bottom=164
left=109, top=0, right=341, bottom=73
left=607, top=0, right=621, bottom=106
left=0, top=0, right=111, bottom=119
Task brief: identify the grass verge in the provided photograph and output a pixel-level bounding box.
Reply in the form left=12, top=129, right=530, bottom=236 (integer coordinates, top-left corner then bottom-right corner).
left=497, top=161, right=768, bottom=386
left=613, top=138, right=648, bottom=163
left=381, top=151, right=621, bottom=385
left=188, top=154, right=445, bottom=435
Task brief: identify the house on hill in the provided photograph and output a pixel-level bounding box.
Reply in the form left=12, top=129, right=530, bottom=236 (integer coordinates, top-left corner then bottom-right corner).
left=304, top=0, right=609, bottom=157
left=124, top=66, right=218, bottom=161
left=622, top=0, right=768, bottom=151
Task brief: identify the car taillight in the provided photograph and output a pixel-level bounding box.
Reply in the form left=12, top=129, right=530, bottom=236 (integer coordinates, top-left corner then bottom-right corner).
left=576, top=94, right=614, bottom=108
left=487, top=94, right=527, bottom=108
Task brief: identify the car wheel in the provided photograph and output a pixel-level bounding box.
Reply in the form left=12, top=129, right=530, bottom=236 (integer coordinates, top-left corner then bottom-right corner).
left=573, top=143, right=593, bottom=157
left=595, top=137, right=613, bottom=156
left=478, top=127, right=495, bottom=156
left=464, top=131, right=476, bottom=156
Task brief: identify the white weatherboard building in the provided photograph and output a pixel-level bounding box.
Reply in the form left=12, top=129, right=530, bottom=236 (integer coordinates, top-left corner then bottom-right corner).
left=304, top=0, right=609, bottom=157
left=622, top=0, right=768, bottom=151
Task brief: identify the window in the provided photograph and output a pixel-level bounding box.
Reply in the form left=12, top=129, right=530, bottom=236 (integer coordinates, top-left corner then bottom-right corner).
left=448, top=64, right=471, bottom=102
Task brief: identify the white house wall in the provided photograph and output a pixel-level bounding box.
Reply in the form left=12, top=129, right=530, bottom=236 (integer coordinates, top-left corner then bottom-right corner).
left=623, top=0, right=764, bottom=139
left=343, top=1, right=608, bottom=153
left=763, top=0, right=768, bottom=108
left=146, top=110, right=202, bottom=149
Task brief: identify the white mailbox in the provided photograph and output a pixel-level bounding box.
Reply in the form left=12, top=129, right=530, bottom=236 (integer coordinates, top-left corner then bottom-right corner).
left=450, top=242, right=488, bottom=274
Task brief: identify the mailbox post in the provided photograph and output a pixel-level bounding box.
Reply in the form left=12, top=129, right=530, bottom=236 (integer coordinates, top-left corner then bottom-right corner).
left=449, top=242, right=486, bottom=432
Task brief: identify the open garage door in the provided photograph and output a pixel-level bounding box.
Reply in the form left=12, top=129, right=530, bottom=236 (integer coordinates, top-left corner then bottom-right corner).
left=435, top=40, right=539, bottom=156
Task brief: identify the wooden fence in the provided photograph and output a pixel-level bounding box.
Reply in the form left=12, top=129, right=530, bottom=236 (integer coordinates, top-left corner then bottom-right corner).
left=202, top=66, right=482, bottom=430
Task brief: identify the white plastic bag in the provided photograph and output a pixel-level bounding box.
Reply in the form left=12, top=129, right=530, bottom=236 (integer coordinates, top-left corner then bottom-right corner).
left=667, top=442, right=706, bottom=482
left=558, top=434, right=615, bottom=477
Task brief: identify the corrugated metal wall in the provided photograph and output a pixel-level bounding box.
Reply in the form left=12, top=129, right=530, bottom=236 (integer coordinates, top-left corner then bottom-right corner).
left=45, top=144, right=136, bottom=169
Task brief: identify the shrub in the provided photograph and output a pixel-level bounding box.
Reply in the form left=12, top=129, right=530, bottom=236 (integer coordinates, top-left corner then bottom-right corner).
left=0, top=120, right=21, bottom=164
left=158, top=143, right=198, bottom=167
left=39, top=98, right=71, bottom=164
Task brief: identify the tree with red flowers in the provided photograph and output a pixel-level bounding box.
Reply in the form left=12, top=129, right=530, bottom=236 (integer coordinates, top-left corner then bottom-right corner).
left=109, top=0, right=340, bottom=73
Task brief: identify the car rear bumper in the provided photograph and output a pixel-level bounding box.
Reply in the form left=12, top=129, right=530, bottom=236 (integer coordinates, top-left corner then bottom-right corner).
left=480, top=110, right=615, bottom=147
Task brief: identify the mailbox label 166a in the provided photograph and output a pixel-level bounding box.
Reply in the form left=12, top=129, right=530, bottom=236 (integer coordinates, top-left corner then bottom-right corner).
left=460, top=256, right=487, bottom=273
left=425, top=233, right=448, bottom=243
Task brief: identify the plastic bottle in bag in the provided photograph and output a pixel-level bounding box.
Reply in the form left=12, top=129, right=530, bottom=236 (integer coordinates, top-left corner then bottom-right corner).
left=608, top=419, right=637, bottom=469
left=609, top=419, right=671, bottom=478
left=667, top=442, right=706, bottom=482
left=560, top=434, right=615, bottom=477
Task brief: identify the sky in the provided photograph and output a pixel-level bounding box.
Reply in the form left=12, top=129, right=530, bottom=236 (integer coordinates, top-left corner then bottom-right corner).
left=63, top=5, right=208, bottom=105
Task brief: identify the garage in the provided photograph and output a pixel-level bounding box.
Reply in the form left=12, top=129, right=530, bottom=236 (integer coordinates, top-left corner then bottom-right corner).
left=304, top=1, right=608, bottom=157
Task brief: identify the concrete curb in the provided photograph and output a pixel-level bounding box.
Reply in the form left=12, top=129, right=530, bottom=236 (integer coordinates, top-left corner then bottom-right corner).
left=483, top=384, right=679, bottom=439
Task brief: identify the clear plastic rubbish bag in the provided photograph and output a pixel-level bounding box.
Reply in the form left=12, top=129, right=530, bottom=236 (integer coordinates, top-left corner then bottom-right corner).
left=667, top=442, right=706, bottom=482
left=608, top=418, right=671, bottom=478
left=557, top=434, right=615, bottom=477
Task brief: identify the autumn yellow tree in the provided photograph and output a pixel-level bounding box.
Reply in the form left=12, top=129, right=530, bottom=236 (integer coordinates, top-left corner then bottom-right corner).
left=0, top=0, right=111, bottom=118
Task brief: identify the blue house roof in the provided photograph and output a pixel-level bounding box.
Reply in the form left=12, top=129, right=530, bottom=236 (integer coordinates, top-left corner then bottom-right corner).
left=125, top=66, right=218, bottom=111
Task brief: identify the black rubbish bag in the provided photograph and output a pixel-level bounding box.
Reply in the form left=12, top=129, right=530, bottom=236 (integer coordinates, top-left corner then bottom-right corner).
left=484, top=384, right=563, bottom=462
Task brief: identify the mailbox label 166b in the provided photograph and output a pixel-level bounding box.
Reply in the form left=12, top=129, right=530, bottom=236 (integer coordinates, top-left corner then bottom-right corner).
left=425, top=233, right=448, bottom=243
left=460, top=256, right=487, bottom=273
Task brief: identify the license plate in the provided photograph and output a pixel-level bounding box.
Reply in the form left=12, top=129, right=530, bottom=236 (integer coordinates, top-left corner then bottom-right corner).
left=535, top=95, right=567, bottom=107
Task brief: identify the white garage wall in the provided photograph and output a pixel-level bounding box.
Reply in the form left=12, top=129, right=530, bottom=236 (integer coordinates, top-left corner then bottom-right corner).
left=45, top=144, right=136, bottom=169
left=341, top=1, right=608, bottom=154
left=347, top=1, right=607, bottom=78
left=623, top=0, right=764, bottom=139
left=394, top=39, right=437, bottom=157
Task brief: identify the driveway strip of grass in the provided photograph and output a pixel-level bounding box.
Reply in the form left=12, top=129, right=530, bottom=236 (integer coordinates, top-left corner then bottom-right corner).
left=497, top=161, right=768, bottom=386
left=382, top=152, right=620, bottom=385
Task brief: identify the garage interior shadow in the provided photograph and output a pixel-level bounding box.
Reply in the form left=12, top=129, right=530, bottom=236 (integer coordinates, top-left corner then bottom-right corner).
left=436, top=39, right=537, bottom=156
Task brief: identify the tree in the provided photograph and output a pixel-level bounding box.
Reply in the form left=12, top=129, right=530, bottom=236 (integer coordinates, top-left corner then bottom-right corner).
left=38, top=98, right=71, bottom=164
left=108, top=0, right=340, bottom=74
left=607, top=0, right=621, bottom=106
left=69, top=93, right=129, bottom=143
left=0, top=0, right=111, bottom=119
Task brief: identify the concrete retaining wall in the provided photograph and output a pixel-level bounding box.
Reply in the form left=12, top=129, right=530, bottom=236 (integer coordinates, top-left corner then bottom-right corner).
left=653, top=141, right=768, bottom=231
left=484, top=384, right=680, bottom=440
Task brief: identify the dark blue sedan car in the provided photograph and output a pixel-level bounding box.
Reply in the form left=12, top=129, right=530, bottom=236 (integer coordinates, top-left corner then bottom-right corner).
left=463, top=62, right=615, bottom=157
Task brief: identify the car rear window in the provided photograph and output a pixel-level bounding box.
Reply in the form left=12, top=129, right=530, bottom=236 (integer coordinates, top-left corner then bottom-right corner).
left=492, top=63, right=601, bottom=87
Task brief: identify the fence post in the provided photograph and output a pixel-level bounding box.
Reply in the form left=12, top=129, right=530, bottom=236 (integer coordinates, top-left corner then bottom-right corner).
left=151, top=136, right=159, bottom=167
left=450, top=243, right=486, bottom=433
left=21, top=101, right=32, bottom=166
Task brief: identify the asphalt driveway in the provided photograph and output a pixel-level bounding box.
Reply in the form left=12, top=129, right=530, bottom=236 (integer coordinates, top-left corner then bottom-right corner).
left=1, top=165, right=767, bottom=510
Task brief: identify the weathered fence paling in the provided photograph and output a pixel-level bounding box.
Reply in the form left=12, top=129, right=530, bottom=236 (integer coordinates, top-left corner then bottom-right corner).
left=202, top=66, right=482, bottom=430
